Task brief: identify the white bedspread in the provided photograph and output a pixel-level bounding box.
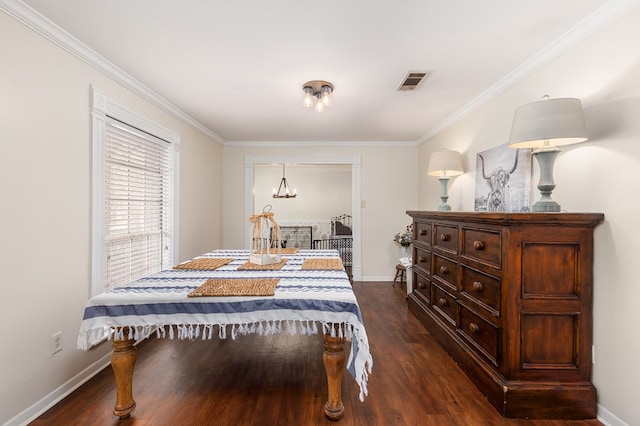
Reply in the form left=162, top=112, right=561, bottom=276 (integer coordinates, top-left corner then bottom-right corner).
left=78, top=249, right=372, bottom=401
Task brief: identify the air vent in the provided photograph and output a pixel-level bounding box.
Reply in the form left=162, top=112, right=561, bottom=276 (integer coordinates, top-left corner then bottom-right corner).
left=397, top=71, right=430, bottom=91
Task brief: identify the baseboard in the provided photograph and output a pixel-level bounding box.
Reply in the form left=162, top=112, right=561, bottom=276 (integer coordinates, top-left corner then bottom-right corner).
left=597, top=404, right=629, bottom=426
left=359, top=275, right=394, bottom=282
left=3, top=353, right=111, bottom=426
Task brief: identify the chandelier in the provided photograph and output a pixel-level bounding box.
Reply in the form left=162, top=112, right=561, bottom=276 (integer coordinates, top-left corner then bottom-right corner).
left=302, top=80, right=334, bottom=112
left=272, top=164, right=297, bottom=198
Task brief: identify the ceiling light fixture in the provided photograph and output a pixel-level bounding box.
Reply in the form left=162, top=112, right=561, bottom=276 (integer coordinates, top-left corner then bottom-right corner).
left=272, top=164, right=297, bottom=199
left=302, top=80, right=334, bottom=112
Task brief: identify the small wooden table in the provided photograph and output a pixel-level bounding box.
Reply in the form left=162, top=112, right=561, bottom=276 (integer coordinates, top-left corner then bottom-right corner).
left=393, top=263, right=406, bottom=285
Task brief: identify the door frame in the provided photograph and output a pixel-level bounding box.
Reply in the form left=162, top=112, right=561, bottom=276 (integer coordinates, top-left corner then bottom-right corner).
left=245, top=154, right=362, bottom=280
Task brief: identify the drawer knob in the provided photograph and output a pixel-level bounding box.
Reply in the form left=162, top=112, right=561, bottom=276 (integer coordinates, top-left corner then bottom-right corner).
left=417, top=281, right=426, bottom=289
left=439, top=266, right=449, bottom=275
left=418, top=256, right=427, bottom=263
left=472, top=281, right=483, bottom=291
left=469, top=323, right=480, bottom=334
left=473, top=240, right=484, bottom=250
left=438, top=298, right=448, bottom=307
left=440, top=233, right=450, bottom=242
left=420, top=229, right=428, bottom=236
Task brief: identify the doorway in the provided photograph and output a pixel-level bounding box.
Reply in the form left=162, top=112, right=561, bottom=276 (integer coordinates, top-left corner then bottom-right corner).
left=244, top=155, right=362, bottom=280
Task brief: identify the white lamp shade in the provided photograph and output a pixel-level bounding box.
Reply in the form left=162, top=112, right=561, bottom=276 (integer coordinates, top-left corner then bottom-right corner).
left=427, top=150, right=464, bottom=177
left=508, top=97, right=588, bottom=148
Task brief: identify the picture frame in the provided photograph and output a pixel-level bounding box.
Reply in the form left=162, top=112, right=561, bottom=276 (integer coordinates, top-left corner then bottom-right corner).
left=474, top=143, right=532, bottom=212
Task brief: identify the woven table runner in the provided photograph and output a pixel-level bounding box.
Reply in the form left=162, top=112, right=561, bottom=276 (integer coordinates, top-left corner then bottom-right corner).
left=237, top=258, right=288, bottom=270
left=301, top=258, right=344, bottom=270
left=256, top=248, right=299, bottom=254
left=173, top=258, right=234, bottom=270
left=188, top=278, right=280, bottom=297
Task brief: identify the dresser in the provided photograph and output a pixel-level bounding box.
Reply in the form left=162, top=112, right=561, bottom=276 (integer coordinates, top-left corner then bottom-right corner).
left=406, top=211, right=604, bottom=419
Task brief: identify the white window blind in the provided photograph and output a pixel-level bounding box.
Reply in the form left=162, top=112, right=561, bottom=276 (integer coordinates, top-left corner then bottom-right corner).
left=104, top=117, right=173, bottom=291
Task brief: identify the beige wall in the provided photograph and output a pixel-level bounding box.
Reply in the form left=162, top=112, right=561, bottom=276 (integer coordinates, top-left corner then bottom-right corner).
left=0, top=11, right=222, bottom=424
left=6, top=1, right=638, bottom=424
left=223, top=144, right=418, bottom=280
left=418, top=7, right=640, bottom=425
left=254, top=164, right=352, bottom=223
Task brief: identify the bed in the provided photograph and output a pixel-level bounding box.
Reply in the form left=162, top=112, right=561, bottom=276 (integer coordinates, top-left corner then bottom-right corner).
left=313, top=214, right=353, bottom=267
left=78, top=249, right=372, bottom=421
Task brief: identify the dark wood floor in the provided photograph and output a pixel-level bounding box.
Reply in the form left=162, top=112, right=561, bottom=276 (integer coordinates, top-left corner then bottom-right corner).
left=33, top=281, right=602, bottom=426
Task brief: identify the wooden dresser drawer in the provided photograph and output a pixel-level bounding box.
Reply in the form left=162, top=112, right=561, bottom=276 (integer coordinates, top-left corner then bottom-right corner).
left=459, top=304, right=500, bottom=365
left=462, top=228, right=501, bottom=268
left=413, top=270, right=431, bottom=305
left=414, top=247, right=431, bottom=275
left=433, top=223, right=458, bottom=253
left=461, top=266, right=501, bottom=316
left=414, top=221, right=432, bottom=245
left=433, top=284, right=457, bottom=327
left=432, top=254, right=457, bottom=291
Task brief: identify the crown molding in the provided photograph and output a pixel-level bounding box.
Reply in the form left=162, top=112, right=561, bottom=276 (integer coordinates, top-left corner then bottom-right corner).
left=225, top=140, right=418, bottom=148
left=5, top=0, right=637, bottom=148
left=245, top=154, right=362, bottom=166
left=417, top=0, right=640, bottom=145
left=0, top=0, right=225, bottom=145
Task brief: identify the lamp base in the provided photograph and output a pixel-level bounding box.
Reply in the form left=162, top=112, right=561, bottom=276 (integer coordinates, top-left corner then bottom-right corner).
left=532, top=147, right=561, bottom=213
left=532, top=200, right=561, bottom=212
left=437, top=176, right=452, bottom=212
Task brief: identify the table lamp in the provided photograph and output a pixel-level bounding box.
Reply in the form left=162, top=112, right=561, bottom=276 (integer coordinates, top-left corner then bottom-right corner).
left=427, top=150, right=464, bottom=211
left=508, top=97, right=587, bottom=212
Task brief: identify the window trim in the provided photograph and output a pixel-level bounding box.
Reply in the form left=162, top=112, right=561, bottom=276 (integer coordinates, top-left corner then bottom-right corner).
left=91, top=85, right=180, bottom=296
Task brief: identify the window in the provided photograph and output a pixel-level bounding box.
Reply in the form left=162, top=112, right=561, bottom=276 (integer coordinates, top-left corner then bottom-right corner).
left=92, top=86, right=179, bottom=295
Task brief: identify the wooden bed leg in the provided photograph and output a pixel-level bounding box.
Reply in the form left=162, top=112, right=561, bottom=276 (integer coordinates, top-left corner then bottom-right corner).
left=111, top=333, right=137, bottom=419
left=323, top=332, right=346, bottom=421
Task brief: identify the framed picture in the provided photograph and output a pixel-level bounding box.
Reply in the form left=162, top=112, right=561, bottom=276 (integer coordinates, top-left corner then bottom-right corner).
left=474, top=143, right=531, bottom=212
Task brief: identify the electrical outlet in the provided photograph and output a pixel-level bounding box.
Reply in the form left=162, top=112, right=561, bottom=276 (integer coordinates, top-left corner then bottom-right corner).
left=51, top=331, right=63, bottom=356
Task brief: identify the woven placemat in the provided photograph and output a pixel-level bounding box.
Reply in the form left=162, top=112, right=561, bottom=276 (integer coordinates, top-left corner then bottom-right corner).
left=257, top=248, right=298, bottom=254
left=301, top=258, right=344, bottom=270
left=173, top=258, right=234, bottom=270
left=237, top=258, right=288, bottom=270
left=188, top=278, right=280, bottom=297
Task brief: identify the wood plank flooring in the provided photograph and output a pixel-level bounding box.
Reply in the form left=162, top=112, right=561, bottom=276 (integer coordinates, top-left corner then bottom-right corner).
left=32, top=282, right=602, bottom=425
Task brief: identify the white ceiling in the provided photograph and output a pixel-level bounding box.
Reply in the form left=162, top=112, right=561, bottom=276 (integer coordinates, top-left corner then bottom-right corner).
left=20, top=0, right=614, bottom=143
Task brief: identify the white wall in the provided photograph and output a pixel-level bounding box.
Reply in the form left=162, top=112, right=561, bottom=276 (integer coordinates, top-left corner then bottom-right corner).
left=0, top=10, right=223, bottom=425
left=9, top=1, right=637, bottom=423
left=223, top=144, right=418, bottom=280
left=254, top=164, right=352, bottom=222
left=418, top=7, right=640, bottom=425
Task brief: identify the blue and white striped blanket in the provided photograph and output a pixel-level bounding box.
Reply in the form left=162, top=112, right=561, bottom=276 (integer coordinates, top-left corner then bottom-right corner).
left=78, top=249, right=372, bottom=401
